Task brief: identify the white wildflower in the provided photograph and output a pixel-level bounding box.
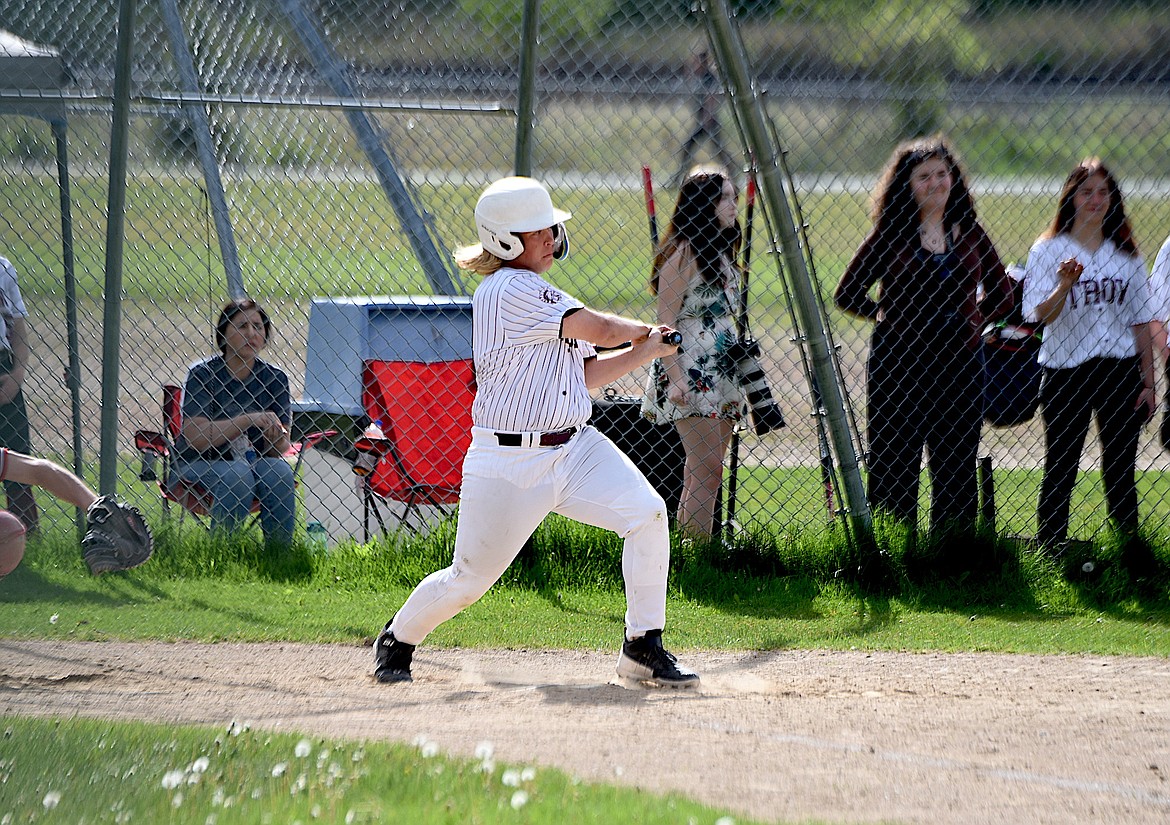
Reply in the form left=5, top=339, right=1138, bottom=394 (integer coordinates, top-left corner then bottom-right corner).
left=474, top=741, right=494, bottom=761
left=294, top=739, right=312, bottom=758
left=501, top=769, right=521, bottom=787
left=510, top=790, right=529, bottom=809
left=191, top=756, right=210, bottom=774
left=49, top=613, right=58, bottom=625
left=271, top=762, right=288, bottom=778
left=162, top=770, right=185, bottom=789
left=42, top=791, right=61, bottom=809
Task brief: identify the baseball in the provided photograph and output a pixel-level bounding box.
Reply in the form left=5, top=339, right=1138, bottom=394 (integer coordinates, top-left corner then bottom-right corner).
left=0, top=509, right=28, bottom=577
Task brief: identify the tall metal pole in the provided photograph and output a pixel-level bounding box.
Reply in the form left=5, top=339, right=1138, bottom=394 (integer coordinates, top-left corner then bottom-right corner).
left=702, top=0, right=872, bottom=541
left=513, top=0, right=540, bottom=176
left=98, top=0, right=136, bottom=495
left=160, top=0, right=245, bottom=299
left=52, top=118, right=85, bottom=534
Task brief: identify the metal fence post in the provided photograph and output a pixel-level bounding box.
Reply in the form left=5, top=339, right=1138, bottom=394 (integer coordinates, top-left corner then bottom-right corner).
left=703, top=0, right=873, bottom=543
left=514, top=0, right=541, bottom=177
left=98, top=0, right=137, bottom=495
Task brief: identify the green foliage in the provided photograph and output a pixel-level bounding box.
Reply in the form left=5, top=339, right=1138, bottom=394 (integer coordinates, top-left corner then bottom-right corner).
left=601, top=0, right=783, bottom=28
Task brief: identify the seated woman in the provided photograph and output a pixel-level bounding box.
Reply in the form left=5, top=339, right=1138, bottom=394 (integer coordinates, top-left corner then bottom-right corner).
left=173, top=298, right=295, bottom=547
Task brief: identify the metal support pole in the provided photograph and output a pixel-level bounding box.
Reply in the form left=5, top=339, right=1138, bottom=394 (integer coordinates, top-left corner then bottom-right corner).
left=514, top=0, right=541, bottom=176
left=160, top=0, right=245, bottom=299
left=703, top=0, right=872, bottom=541
left=98, top=0, right=137, bottom=495
left=52, top=118, right=85, bottom=535
left=280, top=0, right=461, bottom=296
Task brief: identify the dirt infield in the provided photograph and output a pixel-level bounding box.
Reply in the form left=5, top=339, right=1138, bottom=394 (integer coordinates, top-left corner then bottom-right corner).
left=2, top=640, right=1169, bottom=824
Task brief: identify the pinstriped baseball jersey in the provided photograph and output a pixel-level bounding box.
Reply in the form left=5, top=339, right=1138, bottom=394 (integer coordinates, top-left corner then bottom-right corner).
left=472, top=267, right=598, bottom=432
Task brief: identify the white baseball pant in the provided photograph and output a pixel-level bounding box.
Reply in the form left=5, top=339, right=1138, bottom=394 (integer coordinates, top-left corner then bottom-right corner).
left=390, top=425, right=670, bottom=644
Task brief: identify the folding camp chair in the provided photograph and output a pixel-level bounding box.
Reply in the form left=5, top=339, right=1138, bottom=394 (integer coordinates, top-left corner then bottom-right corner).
left=134, top=383, right=334, bottom=524
left=358, top=359, right=474, bottom=538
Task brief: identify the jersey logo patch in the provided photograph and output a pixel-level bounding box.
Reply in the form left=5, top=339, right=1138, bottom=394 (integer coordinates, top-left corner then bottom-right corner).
left=540, top=288, right=563, bottom=305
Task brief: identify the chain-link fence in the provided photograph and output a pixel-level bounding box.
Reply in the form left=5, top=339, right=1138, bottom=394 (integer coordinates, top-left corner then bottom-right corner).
left=2, top=0, right=1169, bottom=550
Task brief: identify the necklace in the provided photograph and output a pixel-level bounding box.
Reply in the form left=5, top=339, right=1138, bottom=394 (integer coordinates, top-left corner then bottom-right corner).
left=919, top=224, right=947, bottom=252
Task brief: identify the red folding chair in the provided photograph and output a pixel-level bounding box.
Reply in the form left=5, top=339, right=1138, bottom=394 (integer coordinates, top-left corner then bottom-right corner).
left=358, top=359, right=474, bottom=538
left=134, top=383, right=334, bottom=524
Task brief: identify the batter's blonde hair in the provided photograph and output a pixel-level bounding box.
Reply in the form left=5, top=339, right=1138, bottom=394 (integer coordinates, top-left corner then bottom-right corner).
left=453, top=244, right=504, bottom=275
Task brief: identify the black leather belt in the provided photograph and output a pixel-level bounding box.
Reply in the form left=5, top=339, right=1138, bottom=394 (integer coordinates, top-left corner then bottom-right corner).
left=495, top=427, right=577, bottom=447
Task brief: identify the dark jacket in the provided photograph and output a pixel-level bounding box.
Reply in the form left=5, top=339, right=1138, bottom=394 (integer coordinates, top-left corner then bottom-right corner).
left=834, top=222, right=1014, bottom=351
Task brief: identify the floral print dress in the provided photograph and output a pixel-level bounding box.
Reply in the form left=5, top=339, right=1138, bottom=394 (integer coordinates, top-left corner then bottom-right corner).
left=642, top=257, right=745, bottom=424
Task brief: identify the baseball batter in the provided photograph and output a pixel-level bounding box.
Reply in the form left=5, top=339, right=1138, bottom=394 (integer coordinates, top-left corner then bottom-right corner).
left=373, top=176, right=699, bottom=688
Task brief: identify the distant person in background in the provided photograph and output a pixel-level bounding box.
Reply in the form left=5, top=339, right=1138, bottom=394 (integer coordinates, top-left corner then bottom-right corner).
left=1022, top=158, right=1156, bottom=549
left=643, top=167, right=744, bottom=539
left=173, top=299, right=295, bottom=548
left=673, top=48, right=737, bottom=188
left=834, top=135, right=1013, bottom=535
left=0, top=255, right=38, bottom=535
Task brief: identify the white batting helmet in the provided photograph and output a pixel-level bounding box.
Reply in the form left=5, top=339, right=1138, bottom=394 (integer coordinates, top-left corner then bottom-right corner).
left=474, top=176, right=571, bottom=261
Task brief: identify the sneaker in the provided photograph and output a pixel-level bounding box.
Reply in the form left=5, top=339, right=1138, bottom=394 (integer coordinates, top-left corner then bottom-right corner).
left=373, top=624, right=414, bottom=683
left=616, top=629, right=700, bottom=689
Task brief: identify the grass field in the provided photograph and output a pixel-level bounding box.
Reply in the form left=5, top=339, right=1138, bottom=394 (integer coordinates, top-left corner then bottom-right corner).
left=0, top=715, right=760, bottom=825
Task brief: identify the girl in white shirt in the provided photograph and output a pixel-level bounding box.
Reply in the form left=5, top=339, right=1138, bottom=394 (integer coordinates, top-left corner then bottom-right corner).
left=1022, top=158, right=1156, bottom=548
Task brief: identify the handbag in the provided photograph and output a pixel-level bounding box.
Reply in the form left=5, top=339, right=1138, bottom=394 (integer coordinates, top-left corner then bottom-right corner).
left=982, top=319, right=1043, bottom=427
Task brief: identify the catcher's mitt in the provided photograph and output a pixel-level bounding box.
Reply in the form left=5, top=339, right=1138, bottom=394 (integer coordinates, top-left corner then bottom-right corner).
left=82, top=495, right=154, bottom=575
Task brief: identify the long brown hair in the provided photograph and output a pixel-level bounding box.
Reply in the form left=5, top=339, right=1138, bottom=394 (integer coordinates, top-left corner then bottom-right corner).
left=1040, top=157, right=1138, bottom=256
left=650, top=167, right=741, bottom=295
left=869, top=134, right=979, bottom=250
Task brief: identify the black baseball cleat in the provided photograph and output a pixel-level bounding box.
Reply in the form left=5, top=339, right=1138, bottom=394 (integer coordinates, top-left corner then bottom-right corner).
left=373, top=624, right=414, bottom=683
left=616, top=629, right=700, bottom=689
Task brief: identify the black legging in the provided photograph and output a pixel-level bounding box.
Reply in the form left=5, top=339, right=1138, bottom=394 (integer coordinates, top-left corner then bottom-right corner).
left=1037, top=356, right=1143, bottom=546
left=865, top=323, right=985, bottom=532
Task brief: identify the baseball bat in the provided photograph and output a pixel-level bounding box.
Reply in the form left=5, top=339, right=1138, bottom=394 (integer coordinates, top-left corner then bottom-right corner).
left=642, top=164, right=659, bottom=250
left=723, top=175, right=757, bottom=539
